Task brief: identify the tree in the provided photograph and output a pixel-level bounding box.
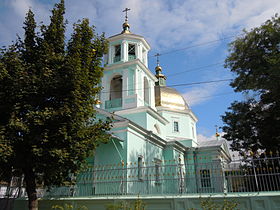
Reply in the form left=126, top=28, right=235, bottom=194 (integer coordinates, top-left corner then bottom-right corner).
left=0, top=1, right=110, bottom=209
left=222, top=14, right=280, bottom=154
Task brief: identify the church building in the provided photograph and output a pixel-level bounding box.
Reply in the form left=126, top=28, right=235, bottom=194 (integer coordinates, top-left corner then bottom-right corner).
left=48, top=12, right=231, bottom=197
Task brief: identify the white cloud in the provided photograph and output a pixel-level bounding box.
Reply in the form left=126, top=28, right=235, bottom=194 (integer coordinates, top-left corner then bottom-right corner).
left=182, top=83, right=219, bottom=106
left=1, top=0, right=280, bottom=49
left=197, top=133, right=217, bottom=142
left=10, top=0, right=34, bottom=18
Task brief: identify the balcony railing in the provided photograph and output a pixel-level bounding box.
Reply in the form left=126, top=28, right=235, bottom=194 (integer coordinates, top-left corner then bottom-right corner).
left=105, top=98, right=122, bottom=109
left=113, top=56, right=121, bottom=63
left=128, top=55, right=136, bottom=61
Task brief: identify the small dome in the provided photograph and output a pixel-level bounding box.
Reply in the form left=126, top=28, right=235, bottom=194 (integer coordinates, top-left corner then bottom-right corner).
left=155, top=86, right=189, bottom=110
left=121, top=21, right=131, bottom=34
left=123, top=22, right=130, bottom=28
left=155, top=65, right=162, bottom=72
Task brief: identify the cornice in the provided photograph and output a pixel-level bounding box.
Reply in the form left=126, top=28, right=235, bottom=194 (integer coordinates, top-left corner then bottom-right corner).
left=156, top=106, right=198, bottom=122
left=108, top=33, right=151, bottom=50
left=115, top=106, right=169, bottom=125
left=104, top=59, right=157, bottom=82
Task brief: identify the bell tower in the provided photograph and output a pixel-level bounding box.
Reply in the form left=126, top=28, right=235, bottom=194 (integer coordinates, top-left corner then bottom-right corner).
left=100, top=9, right=157, bottom=112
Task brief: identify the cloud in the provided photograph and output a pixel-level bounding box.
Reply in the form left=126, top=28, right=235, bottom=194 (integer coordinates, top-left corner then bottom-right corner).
left=197, top=133, right=217, bottom=142
left=182, top=83, right=219, bottom=106
left=10, top=0, right=33, bottom=18
left=1, top=0, right=280, bottom=52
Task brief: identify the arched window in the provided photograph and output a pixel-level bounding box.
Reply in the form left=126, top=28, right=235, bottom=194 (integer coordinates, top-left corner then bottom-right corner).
left=144, top=77, right=149, bottom=105
left=110, top=75, right=122, bottom=100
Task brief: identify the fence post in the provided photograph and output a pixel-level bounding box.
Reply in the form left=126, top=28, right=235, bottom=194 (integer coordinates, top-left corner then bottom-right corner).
left=251, top=153, right=259, bottom=192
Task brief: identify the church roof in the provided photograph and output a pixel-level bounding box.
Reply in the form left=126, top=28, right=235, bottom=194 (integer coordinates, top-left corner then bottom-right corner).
left=198, top=140, right=224, bottom=148
left=198, top=140, right=232, bottom=161
left=155, top=86, right=189, bottom=110
left=108, top=33, right=144, bottom=39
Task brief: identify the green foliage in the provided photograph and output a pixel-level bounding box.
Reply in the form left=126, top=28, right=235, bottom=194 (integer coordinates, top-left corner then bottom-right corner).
left=0, top=0, right=110, bottom=209
left=188, top=197, right=239, bottom=210
left=222, top=14, right=280, bottom=153
left=106, top=198, right=146, bottom=210
left=52, top=203, right=88, bottom=210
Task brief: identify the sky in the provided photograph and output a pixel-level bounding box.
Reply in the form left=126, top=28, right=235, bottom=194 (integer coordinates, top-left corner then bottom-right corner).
left=1, top=0, right=280, bottom=142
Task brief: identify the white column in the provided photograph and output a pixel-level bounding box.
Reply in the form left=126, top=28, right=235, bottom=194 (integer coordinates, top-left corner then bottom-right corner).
left=109, top=45, right=114, bottom=64
left=100, top=76, right=109, bottom=108
left=137, top=43, right=142, bottom=62
left=149, top=79, right=155, bottom=109
left=122, top=41, right=128, bottom=62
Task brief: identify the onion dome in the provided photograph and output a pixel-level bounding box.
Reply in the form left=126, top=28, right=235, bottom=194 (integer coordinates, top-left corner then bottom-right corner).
left=154, top=61, right=189, bottom=110
left=155, top=86, right=189, bottom=110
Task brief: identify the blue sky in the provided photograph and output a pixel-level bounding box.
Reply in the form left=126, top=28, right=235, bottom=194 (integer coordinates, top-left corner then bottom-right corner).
left=1, top=0, right=280, bottom=141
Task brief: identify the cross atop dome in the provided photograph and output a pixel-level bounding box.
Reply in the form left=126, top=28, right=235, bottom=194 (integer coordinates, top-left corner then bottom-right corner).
left=122, top=8, right=131, bottom=34
left=154, top=53, right=166, bottom=86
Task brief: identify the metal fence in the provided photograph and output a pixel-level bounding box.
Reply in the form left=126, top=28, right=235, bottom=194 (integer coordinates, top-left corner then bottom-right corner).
left=1, top=155, right=280, bottom=198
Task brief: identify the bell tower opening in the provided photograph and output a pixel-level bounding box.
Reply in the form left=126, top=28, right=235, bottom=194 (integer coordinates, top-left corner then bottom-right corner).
left=110, top=75, right=122, bottom=100
left=114, top=44, right=121, bottom=63
left=128, top=43, right=136, bottom=60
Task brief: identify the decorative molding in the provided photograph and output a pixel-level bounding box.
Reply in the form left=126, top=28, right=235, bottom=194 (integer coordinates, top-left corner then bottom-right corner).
left=105, top=59, right=157, bottom=82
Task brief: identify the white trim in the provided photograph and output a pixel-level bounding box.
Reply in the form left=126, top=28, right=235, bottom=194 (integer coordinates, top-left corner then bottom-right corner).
left=111, top=129, right=127, bottom=135
left=115, top=106, right=169, bottom=125
left=156, top=106, right=198, bottom=122
left=127, top=129, right=164, bottom=149
left=105, top=59, right=157, bottom=82
left=108, top=33, right=151, bottom=51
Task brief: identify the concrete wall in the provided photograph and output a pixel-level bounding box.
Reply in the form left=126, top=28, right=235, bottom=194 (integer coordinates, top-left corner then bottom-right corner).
left=13, top=193, right=280, bottom=210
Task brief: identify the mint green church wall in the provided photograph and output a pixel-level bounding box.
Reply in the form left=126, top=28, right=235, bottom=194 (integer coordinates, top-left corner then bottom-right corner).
left=159, top=111, right=197, bottom=144
left=121, top=111, right=166, bottom=138
left=162, top=146, right=185, bottom=194
left=184, top=149, right=226, bottom=194
left=92, top=127, right=127, bottom=195
left=122, top=112, right=147, bottom=129
left=146, top=113, right=166, bottom=138
left=125, top=127, right=165, bottom=194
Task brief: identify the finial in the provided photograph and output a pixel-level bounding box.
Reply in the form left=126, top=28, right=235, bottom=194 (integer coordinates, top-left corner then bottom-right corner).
left=155, top=53, right=162, bottom=72
left=122, top=8, right=131, bottom=34
left=154, top=53, right=166, bottom=86
left=215, top=125, right=220, bottom=140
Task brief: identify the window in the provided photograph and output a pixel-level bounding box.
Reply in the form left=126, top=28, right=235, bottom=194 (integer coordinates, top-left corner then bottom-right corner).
left=114, top=45, right=121, bottom=62
left=154, top=159, right=162, bottom=185
left=200, top=169, right=211, bottom=188
left=173, top=121, right=179, bottom=132
left=110, top=75, right=122, bottom=100
left=138, top=156, right=143, bottom=180
left=128, top=44, right=136, bottom=60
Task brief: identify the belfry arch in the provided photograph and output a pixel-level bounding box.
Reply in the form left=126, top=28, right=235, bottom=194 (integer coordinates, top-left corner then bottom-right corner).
left=110, top=75, right=123, bottom=100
